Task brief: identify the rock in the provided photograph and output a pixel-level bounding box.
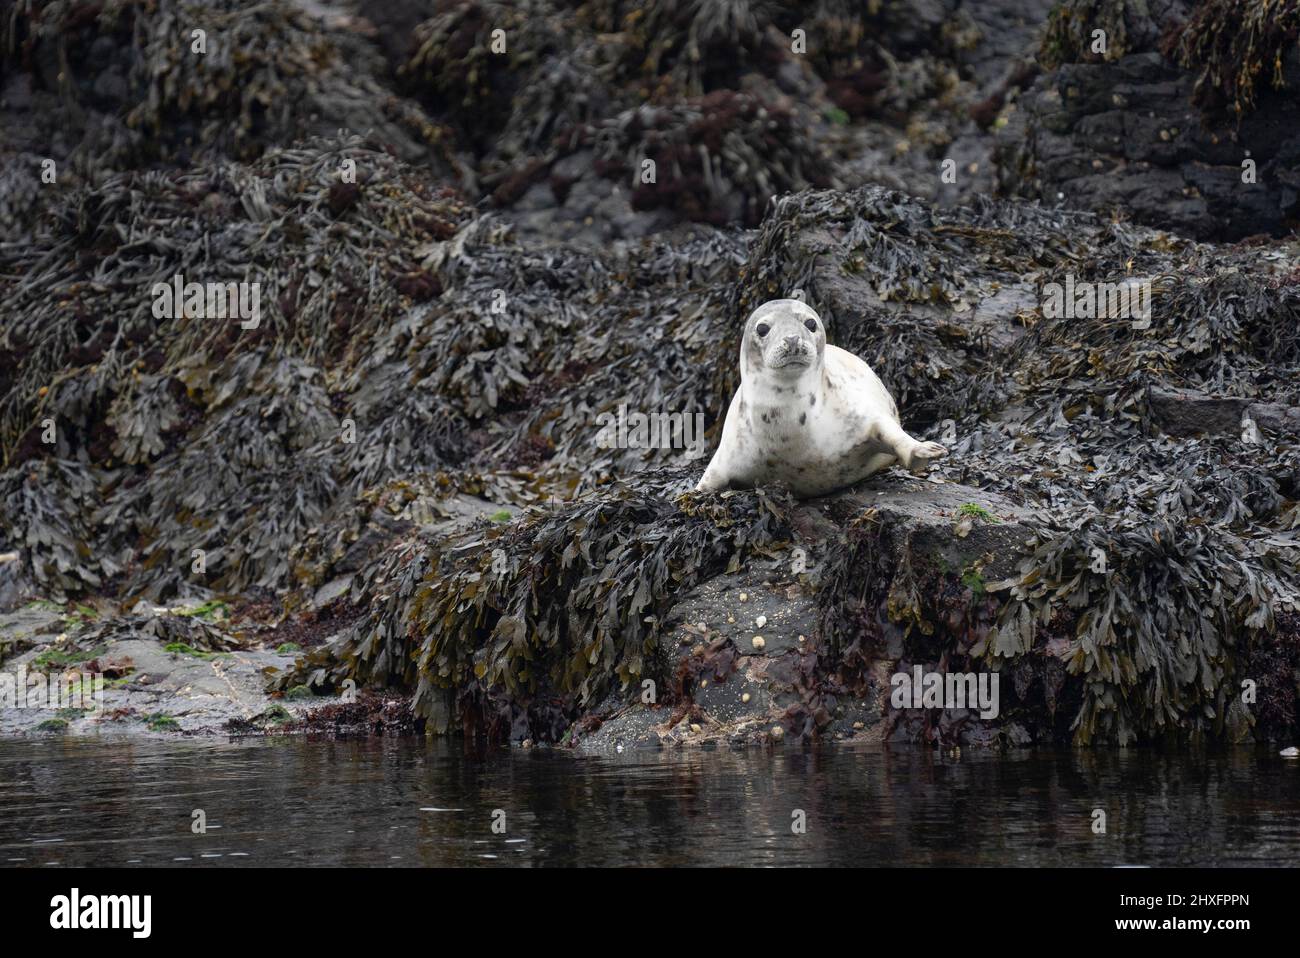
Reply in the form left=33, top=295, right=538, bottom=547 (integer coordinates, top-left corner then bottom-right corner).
left=5, top=2, right=1300, bottom=753
left=1148, top=387, right=1300, bottom=439
left=996, top=1, right=1300, bottom=240
left=665, top=569, right=818, bottom=662
left=312, top=575, right=354, bottom=610
left=0, top=617, right=307, bottom=735
left=0, top=603, right=64, bottom=664
left=1250, top=403, right=1300, bottom=438
left=1, top=73, right=32, bottom=111
left=570, top=703, right=670, bottom=752
left=570, top=473, right=1034, bottom=750
left=1147, top=387, right=1252, bottom=437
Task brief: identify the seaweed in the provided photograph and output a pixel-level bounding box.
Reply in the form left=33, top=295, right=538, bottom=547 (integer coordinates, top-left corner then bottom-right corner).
left=729, top=185, right=1102, bottom=425
left=76, top=608, right=243, bottom=655
left=0, top=136, right=476, bottom=599
left=932, top=224, right=1300, bottom=744
left=4, top=2, right=1299, bottom=749
left=397, top=0, right=585, bottom=155
left=1039, top=0, right=1139, bottom=69
left=984, top=517, right=1297, bottom=744
left=738, top=183, right=1300, bottom=744
left=390, top=0, right=984, bottom=231
left=1164, top=0, right=1300, bottom=117
left=0, top=0, right=455, bottom=231
left=569, top=89, right=835, bottom=228
left=277, top=475, right=794, bottom=739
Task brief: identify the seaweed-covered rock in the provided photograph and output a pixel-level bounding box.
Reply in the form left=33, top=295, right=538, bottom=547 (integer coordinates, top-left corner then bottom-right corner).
left=0, top=0, right=457, bottom=239
left=0, top=131, right=756, bottom=601
left=387, top=0, right=1049, bottom=238
left=0, top=0, right=1061, bottom=243
left=0, top=599, right=63, bottom=666
left=514, top=90, right=838, bottom=239
left=995, top=0, right=1300, bottom=240
left=0, top=136, right=470, bottom=596
left=262, top=182, right=1300, bottom=748
left=4, top=0, right=1300, bottom=750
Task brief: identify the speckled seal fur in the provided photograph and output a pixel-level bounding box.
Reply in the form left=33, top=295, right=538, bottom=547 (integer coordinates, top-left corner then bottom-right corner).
left=695, top=299, right=947, bottom=498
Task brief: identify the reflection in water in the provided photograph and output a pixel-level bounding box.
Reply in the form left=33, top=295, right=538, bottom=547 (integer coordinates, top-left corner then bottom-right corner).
left=0, top=738, right=1297, bottom=866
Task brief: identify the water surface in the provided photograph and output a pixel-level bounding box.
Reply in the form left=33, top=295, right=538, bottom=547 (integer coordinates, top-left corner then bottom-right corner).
left=1, top=738, right=1297, bottom=866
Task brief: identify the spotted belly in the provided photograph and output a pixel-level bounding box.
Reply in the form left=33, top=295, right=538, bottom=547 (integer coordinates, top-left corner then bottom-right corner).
left=750, top=434, right=896, bottom=498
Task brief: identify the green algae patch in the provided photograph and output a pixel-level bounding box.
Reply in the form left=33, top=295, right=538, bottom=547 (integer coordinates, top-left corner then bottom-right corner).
left=957, top=503, right=999, bottom=523
left=32, top=644, right=107, bottom=673
left=163, top=643, right=223, bottom=660
left=179, top=600, right=230, bottom=621
left=142, top=713, right=180, bottom=732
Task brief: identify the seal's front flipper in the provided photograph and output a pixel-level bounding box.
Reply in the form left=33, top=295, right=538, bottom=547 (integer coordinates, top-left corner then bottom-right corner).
left=872, top=418, right=947, bottom=473
left=904, top=440, right=947, bottom=473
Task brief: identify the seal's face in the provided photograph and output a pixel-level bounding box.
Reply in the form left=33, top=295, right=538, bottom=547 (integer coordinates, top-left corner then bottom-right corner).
left=742, top=299, right=826, bottom=381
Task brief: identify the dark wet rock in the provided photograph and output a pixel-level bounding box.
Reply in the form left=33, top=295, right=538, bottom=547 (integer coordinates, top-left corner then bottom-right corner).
left=1146, top=384, right=1300, bottom=439
left=665, top=567, right=818, bottom=661
left=570, top=700, right=671, bottom=751
left=1146, top=386, right=1300, bottom=440
left=311, top=575, right=355, bottom=610
left=1250, top=403, right=1300, bottom=439
left=995, top=0, right=1300, bottom=240
left=1146, top=387, right=1254, bottom=437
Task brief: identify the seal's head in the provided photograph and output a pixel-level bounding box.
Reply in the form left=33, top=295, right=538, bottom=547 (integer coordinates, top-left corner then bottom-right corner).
left=741, top=299, right=826, bottom=383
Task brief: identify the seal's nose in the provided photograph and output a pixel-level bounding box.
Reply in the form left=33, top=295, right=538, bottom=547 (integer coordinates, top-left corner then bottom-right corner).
left=783, top=335, right=802, bottom=351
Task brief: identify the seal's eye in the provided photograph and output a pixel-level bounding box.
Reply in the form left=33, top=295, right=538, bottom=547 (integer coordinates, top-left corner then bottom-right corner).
left=804, top=318, right=818, bottom=332
left=756, top=323, right=770, bottom=337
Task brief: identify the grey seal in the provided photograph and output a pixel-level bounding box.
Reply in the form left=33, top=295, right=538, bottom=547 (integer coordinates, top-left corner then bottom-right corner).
left=696, top=299, right=947, bottom=497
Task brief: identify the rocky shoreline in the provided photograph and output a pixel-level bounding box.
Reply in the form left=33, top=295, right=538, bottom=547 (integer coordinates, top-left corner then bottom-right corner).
left=3, top=0, right=1299, bottom=750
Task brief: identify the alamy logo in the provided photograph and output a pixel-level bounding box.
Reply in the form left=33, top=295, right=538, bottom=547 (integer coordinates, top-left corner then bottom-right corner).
left=1041, top=273, right=1151, bottom=325
left=0, top=666, right=103, bottom=712
left=595, top=403, right=706, bottom=459
left=890, top=666, right=999, bottom=719
left=50, top=888, right=151, bottom=938
left=151, top=273, right=261, bottom=329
